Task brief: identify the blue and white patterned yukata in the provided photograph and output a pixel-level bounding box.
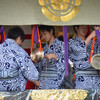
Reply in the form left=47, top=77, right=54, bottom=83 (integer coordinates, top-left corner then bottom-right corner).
left=35, top=38, right=65, bottom=89
left=68, top=36, right=100, bottom=89
left=0, top=39, right=39, bottom=91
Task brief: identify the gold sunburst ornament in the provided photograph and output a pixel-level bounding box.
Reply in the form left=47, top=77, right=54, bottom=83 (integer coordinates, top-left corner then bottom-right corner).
left=38, top=0, right=81, bottom=22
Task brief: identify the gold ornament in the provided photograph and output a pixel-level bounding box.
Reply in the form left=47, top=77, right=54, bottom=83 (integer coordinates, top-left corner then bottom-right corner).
left=38, top=0, right=81, bottom=22
left=30, top=89, right=87, bottom=100
left=0, top=93, right=5, bottom=100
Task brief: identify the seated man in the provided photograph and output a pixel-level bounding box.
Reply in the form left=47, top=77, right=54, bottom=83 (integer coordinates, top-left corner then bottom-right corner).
left=0, top=26, right=40, bottom=91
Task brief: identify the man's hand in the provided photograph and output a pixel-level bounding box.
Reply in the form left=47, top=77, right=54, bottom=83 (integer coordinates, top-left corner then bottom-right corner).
left=45, top=53, right=57, bottom=60
left=90, top=30, right=96, bottom=39
left=33, top=80, right=40, bottom=87
left=94, top=26, right=100, bottom=30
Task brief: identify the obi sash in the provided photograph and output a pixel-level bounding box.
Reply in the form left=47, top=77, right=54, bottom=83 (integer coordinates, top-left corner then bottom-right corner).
left=0, top=69, right=19, bottom=80
left=75, top=68, right=99, bottom=76
left=40, top=68, right=58, bottom=79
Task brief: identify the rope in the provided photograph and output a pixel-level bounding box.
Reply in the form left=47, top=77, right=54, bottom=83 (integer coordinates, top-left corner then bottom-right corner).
left=88, top=37, right=96, bottom=62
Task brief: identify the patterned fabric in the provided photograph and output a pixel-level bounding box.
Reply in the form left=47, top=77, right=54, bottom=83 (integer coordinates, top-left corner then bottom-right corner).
left=0, top=39, right=39, bottom=91
left=35, top=38, right=65, bottom=89
left=68, top=36, right=100, bottom=89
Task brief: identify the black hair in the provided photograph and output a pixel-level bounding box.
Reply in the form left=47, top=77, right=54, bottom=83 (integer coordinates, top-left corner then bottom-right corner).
left=58, top=36, right=63, bottom=41
left=73, top=25, right=79, bottom=34
left=7, top=26, right=25, bottom=42
left=39, top=25, right=55, bottom=36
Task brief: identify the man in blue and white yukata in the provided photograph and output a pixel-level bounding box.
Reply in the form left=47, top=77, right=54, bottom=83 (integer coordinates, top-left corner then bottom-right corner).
left=0, top=27, right=40, bottom=91
left=68, top=25, right=100, bottom=89
left=35, top=25, right=65, bottom=89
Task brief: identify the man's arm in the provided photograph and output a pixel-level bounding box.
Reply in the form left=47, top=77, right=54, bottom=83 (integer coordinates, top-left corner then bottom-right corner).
left=85, top=26, right=100, bottom=46
left=20, top=54, right=40, bottom=87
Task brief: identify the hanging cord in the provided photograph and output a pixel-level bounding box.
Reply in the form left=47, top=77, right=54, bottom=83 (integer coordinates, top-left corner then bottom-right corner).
left=30, top=25, right=43, bottom=52
left=3, top=31, right=6, bottom=41
left=0, top=26, right=7, bottom=43
left=88, top=37, right=96, bottom=62
left=0, top=34, right=1, bottom=43
left=30, top=25, right=35, bottom=52
left=37, top=26, right=43, bottom=51
left=63, top=26, right=68, bottom=77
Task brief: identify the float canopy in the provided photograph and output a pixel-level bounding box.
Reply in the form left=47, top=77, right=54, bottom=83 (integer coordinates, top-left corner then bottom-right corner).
left=0, top=0, right=100, bottom=26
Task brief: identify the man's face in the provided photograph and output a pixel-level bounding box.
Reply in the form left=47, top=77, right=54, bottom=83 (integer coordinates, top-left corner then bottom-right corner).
left=17, top=39, right=22, bottom=46
left=15, top=37, right=23, bottom=46
left=40, top=30, right=53, bottom=42
left=76, top=25, right=88, bottom=37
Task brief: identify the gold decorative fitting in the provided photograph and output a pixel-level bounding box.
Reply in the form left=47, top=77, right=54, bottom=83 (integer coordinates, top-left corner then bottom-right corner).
left=30, top=89, right=87, bottom=100
left=0, top=93, right=5, bottom=100
left=38, top=0, right=81, bottom=22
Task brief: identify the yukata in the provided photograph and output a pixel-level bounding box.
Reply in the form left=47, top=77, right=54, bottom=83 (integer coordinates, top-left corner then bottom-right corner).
left=35, top=38, right=65, bottom=89
left=68, top=36, right=100, bottom=89
left=0, top=39, right=39, bottom=91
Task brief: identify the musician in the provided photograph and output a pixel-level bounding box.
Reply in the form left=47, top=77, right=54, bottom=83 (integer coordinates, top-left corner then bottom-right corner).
left=0, top=27, right=40, bottom=91
left=35, top=25, right=65, bottom=89
left=68, top=25, right=100, bottom=89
